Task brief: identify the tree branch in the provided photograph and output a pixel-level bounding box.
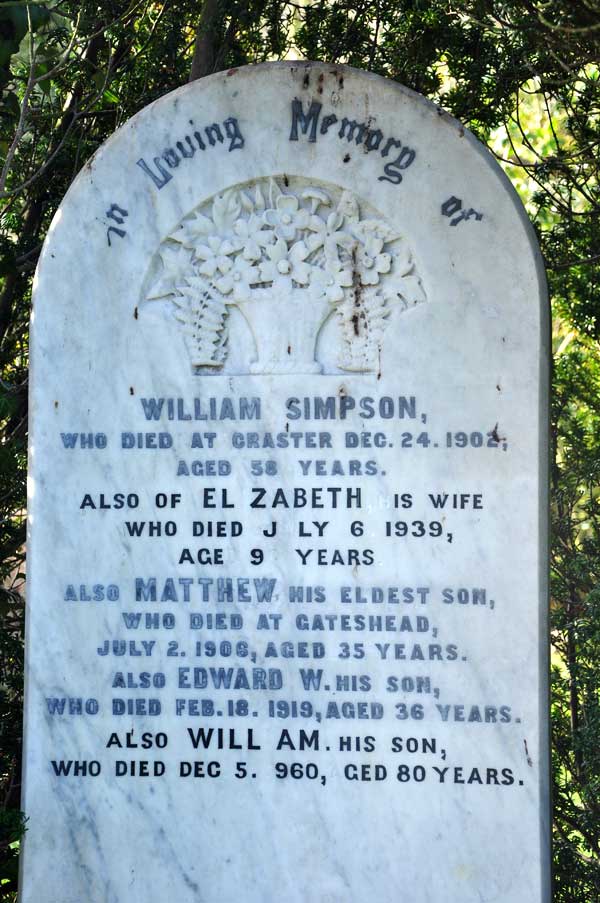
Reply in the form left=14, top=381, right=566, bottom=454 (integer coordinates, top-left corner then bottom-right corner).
left=189, top=0, right=221, bottom=82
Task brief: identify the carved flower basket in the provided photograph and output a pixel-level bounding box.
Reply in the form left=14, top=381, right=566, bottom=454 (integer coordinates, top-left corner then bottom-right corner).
left=234, top=288, right=332, bottom=374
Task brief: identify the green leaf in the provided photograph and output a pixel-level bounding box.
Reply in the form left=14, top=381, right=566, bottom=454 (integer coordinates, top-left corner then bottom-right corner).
left=102, top=87, right=119, bottom=104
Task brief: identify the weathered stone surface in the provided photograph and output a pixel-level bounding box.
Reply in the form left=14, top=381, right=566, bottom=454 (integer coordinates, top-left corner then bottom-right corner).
left=21, top=62, right=550, bottom=902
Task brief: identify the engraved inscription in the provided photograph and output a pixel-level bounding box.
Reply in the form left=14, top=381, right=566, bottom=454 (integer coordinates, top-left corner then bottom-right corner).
left=441, top=195, right=483, bottom=226
left=289, top=99, right=417, bottom=185
left=106, top=203, right=129, bottom=246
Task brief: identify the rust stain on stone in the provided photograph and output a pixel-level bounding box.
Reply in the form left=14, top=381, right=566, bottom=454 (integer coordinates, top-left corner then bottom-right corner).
left=351, top=245, right=364, bottom=336
left=490, top=423, right=505, bottom=444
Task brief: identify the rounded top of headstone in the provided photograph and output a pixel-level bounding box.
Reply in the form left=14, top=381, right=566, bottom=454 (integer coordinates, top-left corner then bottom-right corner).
left=32, top=60, right=547, bottom=386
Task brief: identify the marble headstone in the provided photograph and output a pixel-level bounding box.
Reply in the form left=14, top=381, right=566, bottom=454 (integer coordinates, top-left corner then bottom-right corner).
left=22, top=62, right=550, bottom=902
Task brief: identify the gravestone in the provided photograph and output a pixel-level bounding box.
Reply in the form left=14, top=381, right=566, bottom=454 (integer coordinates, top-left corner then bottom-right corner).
left=21, top=62, right=550, bottom=902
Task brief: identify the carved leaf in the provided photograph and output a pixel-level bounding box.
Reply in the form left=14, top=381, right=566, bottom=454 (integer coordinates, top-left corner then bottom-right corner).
left=353, top=219, right=400, bottom=245
left=326, top=209, right=344, bottom=232
left=254, top=183, right=266, bottom=212
left=393, top=241, right=413, bottom=276
left=397, top=274, right=426, bottom=305
left=240, top=191, right=254, bottom=213
left=268, top=178, right=282, bottom=209
left=170, top=214, right=214, bottom=247
left=337, top=191, right=360, bottom=223
left=212, top=190, right=241, bottom=231
left=147, top=244, right=194, bottom=299
left=172, top=275, right=228, bottom=367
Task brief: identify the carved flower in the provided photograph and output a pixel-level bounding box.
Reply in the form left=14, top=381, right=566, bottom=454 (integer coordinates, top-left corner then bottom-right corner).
left=356, top=237, right=392, bottom=285
left=264, top=194, right=309, bottom=242
left=301, top=187, right=331, bottom=214
left=215, top=256, right=260, bottom=299
left=259, top=239, right=311, bottom=284
left=312, top=255, right=354, bottom=303
left=307, top=208, right=352, bottom=257
left=232, top=215, right=267, bottom=262
left=194, top=236, right=239, bottom=278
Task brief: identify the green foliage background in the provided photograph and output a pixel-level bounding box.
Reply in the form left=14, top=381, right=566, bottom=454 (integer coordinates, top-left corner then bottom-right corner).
left=1, top=1, right=599, bottom=899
